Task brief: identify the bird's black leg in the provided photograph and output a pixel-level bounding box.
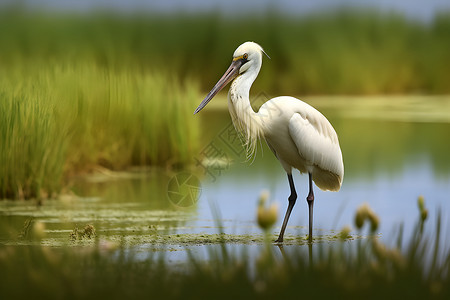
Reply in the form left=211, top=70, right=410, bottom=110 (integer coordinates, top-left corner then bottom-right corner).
left=275, top=173, right=297, bottom=243
left=307, top=173, right=314, bottom=243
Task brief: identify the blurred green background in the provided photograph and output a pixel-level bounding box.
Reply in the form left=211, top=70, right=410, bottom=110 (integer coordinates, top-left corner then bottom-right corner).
left=1, top=6, right=450, bottom=95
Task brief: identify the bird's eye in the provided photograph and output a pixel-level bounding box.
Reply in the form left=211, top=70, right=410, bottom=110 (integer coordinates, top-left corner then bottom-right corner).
left=243, top=53, right=248, bottom=60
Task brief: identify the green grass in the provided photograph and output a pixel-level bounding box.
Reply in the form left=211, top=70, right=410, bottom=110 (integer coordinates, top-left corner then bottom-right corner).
left=0, top=91, right=69, bottom=199
left=0, top=199, right=448, bottom=299
left=0, top=63, right=200, bottom=199
left=0, top=9, right=449, bottom=95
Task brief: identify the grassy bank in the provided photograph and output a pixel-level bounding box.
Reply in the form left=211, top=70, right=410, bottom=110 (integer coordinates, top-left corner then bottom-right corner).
left=0, top=64, right=200, bottom=199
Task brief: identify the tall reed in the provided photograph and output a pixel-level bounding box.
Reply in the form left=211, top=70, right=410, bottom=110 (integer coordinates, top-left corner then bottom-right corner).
left=0, top=93, right=69, bottom=199
left=0, top=63, right=201, bottom=199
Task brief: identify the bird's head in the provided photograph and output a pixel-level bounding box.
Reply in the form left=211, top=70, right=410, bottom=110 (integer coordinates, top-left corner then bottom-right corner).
left=194, top=41, right=269, bottom=114
left=232, top=41, right=268, bottom=75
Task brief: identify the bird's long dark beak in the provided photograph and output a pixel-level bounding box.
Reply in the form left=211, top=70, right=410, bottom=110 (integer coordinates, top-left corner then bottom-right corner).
left=194, top=59, right=243, bottom=114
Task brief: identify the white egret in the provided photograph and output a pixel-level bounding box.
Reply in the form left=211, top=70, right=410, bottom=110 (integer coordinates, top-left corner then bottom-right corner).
left=194, top=41, right=344, bottom=243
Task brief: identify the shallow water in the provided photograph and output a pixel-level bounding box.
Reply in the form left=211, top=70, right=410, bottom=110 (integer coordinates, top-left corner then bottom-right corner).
left=197, top=95, right=450, bottom=239
left=0, top=96, right=449, bottom=260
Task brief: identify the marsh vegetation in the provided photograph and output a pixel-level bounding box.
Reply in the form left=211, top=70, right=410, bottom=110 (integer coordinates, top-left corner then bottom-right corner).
left=1, top=7, right=450, bottom=299
left=0, top=198, right=449, bottom=299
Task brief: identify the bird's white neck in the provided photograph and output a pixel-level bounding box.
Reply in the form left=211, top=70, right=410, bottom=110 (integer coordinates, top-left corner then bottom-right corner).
left=228, top=70, right=263, bottom=159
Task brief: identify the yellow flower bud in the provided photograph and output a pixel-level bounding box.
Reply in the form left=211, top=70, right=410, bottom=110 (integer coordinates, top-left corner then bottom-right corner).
left=418, top=195, right=425, bottom=211
left=421, top=209, right=428, bottom=222
left=355, top=204, right=369, bottom=230
left=368, top=212, right=380, bottom=232
left=355, top=203, right=379, bottom=232
left=257, top=190, right=278, bottom=231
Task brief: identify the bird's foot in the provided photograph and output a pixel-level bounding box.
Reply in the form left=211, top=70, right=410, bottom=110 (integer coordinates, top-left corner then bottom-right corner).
left=274, top=237, right=283, bottom=244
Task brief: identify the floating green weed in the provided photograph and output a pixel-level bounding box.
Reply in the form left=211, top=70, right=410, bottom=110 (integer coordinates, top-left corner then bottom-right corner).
left=70, top=225, right=96, bottom=241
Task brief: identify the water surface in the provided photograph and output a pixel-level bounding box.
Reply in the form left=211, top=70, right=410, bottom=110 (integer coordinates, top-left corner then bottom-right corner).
left=1, top=96, right=449, bottom=258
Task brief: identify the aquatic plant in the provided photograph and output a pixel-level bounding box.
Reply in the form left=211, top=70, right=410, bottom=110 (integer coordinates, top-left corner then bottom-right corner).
left=0, top=91, right=70, bottom=199
left=0, top=197, right=448, bottom=299
left=256, top=190, right=278, bottom=232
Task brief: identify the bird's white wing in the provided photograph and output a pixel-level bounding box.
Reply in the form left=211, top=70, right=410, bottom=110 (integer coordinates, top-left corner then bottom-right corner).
left=288, top=111, right=344, bottom=191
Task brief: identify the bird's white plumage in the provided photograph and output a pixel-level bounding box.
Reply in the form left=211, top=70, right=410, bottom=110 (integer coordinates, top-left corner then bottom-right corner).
left=289, top=110, right=343, bottom=191
left=194, top=41, right=344, bottom=242
left=226, top=42, right=344, bottom=191
left=257, top=96, right=343, bottom=191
